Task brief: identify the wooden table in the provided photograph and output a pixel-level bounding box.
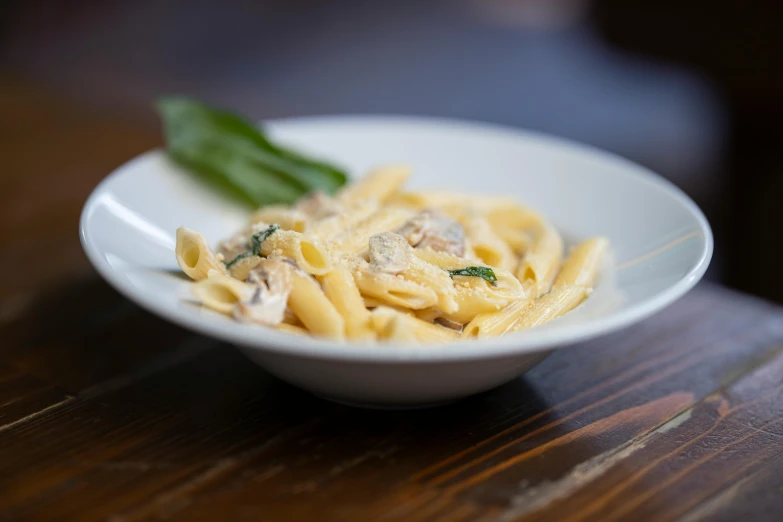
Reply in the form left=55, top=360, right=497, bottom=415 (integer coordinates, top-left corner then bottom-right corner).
left=3, top=79, right=783, bottom=522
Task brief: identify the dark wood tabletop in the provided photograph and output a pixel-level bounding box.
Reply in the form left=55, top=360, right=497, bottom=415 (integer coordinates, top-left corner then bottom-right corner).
left=3, top=78, right=783, bottom=522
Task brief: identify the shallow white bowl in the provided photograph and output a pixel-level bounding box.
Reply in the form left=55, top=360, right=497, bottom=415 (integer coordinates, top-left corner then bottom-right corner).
left=80, top=115, right=712, bottom=407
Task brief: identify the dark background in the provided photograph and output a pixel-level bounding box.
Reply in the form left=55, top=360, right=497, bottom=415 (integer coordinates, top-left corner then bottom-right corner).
left=2, top=0, right=781, bottom=302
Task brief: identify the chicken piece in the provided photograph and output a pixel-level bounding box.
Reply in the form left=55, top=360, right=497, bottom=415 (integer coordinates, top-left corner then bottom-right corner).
left=232, top=258, right=294, bottom=326
left=296, top=191, right=344, bottom=220
left=368, top=232, right=412, bottom=274
left=397, top=210, right=465, bottom=256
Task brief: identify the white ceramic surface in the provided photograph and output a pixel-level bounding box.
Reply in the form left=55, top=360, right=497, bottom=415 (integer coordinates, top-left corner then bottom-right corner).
left=80, top=116, right=712, bottom=406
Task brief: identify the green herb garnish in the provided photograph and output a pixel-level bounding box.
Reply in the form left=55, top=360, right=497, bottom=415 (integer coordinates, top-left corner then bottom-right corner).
left=448, top=266, right=498, bottom=284
left=250, top=224, right=279, bottom=255
left=224, top=224, right=280, bottom=269
left=157, top=97, right=348, bottom=207
left=225, top=252, right=253, bottom=269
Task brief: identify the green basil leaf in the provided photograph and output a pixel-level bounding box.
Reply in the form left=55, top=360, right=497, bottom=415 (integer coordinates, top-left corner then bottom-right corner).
left=250, top=224, right=280, bottom=255
left=225, top=252, right=253, bottom=269
left=447, top=266, right=498, bottom=284
left=157, top=97, right=348, bottom=207
left=224, top=224, right=280, bottom=269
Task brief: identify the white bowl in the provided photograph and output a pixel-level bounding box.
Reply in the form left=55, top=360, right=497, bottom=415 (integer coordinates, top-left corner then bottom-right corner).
left=80, top=115, right=712, bottom=407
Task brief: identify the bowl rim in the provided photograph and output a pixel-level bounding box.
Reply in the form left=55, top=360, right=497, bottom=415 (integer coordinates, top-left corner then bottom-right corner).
left=79, top=114, right=713, bottom=363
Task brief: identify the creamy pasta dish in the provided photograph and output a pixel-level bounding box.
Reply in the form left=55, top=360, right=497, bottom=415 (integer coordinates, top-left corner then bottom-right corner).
left=175, top=165, right=608, bottom=343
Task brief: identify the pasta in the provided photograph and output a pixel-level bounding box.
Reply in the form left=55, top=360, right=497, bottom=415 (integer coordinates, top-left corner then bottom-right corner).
left=330, top=207, right=414, bottom=255
left=554, top=237, right=609, bottom=288
left=176, top=164, right=609, bottom=342
left=371, top=307, right=458, bottom=343
left=318, top=265, right=374, bottom=340
left=250, top=206, right=308, bottom=233
left=257, top=225, right=332, bottom=275
left=507, top=285, right=592, bottom=332
left=515, top=222, right=564, bottom=298
left=288, top=269, right=345, bottom=339
left=176, top=228, right=227, bottom=280
left=460, top=213, right=517, bottom=271
left=337, top=165, right=411, bottom=204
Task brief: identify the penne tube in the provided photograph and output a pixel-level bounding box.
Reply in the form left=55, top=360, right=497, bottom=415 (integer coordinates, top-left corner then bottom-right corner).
left=190, top=272, right=254, bottom=314
left=463, top=299, right=533, bottom=338
left=554, top=237, right=609, bottom=288
left=461, top=214, right=516, bottom=271
left=403, top=256, right=458, bottom=314
left=439, top=287, right=511, bottom=324
left=337, top=164, right=411, bottom=204
left=371, top=307, right=458, bottom=343
left=388, top=190, right=467, bottom=210
left=355, top=269, right=438, bottom=310
left=275, top=323, right=309, bottom=336
left=413, top=307, right=442, bottom=324
left=319, top=265, right=374, bottom=340
left=364, top=298, right=416, bottom=316
left=331, top=207, right=414, bottom=255
left=250, top=206, right=309, bottom=232
left=307, top=199, right=377, bottom=241
left=515, top=222, right=564, bottom=298
left=226, top=255, right=262, bottom=281
left=483, top=203, right=544, bottom=232
left=496, top=227, right=532, bottom=256
left=175, top=227, right=228, bottom=281
left=508, top=285, right=591, bottom=333
left=414, top=248, right=525, bottom=301
left=256, top=226, right=331, bottom=275
left=288, top=270, right=345, bottom=339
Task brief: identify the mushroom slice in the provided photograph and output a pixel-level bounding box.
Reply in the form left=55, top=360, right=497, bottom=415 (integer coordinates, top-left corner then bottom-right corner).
left=232, top=258, right=294, bottom=326
left=397, top=210, right=466, bottom=256
left=368, top=232, right=412, bottom=274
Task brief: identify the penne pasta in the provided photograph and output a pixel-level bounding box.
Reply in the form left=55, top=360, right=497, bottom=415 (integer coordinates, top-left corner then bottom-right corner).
left=355, top=269, right=438, bottom=310
left=439, top=286, right=513, bottom=324
left=371, top=307, right=458, bottom=343
left=414, top=248, right=525, bottom=301
left=462, top=299, right=533, bottom=338
left=496, top=226, right=532, bottom=256
left=401, top=255, right=458, bottom=314
left=331, top=207, right=414, bottom=255
left=483, top=203, right=544, bottom=232
left=176, top=164, right=608, bottom=343
left=176, top=227, right=228, bottom=281
left=275, top=323, right=309, bottom=336
left=319, top=265, right=374, bottom=340
left=288, top=270, right=345, bottom=339
left=307, top=199, right=377, bottom=241
left=250, top=206, right=309, bottom=232
left=515, top=222, right=564, bottom=298
left=554, top=237, right=609, bottom=288
left=388, top=190, right=467, bottom=210
left=337, top=165, right=411, bottom=204
left=191, top=272, right=254, bottom=314
left=226, top=255, right=262, bottom=281
left=461, top=213, right=516, bottom=271
left=256, top=226, right=332, bottom=275
left=508, top=285, right=591, bottom=333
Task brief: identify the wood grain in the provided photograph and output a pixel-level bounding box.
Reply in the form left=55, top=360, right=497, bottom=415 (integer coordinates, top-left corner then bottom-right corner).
left=2, top=75, right=783, bottom=521
left=0, top=286, right=782, bottom=522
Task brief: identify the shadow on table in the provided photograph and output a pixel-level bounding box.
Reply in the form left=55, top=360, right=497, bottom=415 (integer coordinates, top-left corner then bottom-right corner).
left=1, top=274, right=576, bottom=486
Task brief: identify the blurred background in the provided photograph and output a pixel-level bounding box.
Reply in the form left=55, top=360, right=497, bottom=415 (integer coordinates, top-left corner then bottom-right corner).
left=2, top=0, right=782, bottom=303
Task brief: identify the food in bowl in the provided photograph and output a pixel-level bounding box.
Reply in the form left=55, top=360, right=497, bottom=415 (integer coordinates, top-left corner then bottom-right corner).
left=175, top=167, right=607, bottom=342
left=163, top=97, right=607, bottom=343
